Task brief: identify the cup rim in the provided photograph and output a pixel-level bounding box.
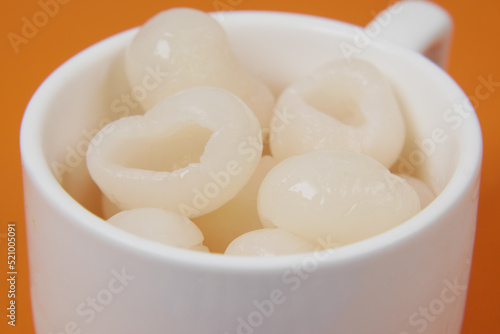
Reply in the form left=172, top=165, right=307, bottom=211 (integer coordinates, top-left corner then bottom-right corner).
left=20, top=10, right=483, bottom=271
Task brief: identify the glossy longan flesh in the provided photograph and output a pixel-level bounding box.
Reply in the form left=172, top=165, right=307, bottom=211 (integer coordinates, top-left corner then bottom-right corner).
left=225, top=228, right=317, bottom=256
left=193, top=155, right=277, bottom=253
left=125, top=8, right=275, bottom=128
left=398, top=175, right=435, bottom=208
left=87, top=87, right=262, bottom=218
left=258, top=151, right=421, bottom=244
left=107, top=208, right=209, bottom=251
left=270, top=58, right=405, bottom=168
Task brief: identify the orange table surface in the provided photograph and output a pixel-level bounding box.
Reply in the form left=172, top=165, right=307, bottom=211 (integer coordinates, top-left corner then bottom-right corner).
left=1, top=0, right=499, bottom=333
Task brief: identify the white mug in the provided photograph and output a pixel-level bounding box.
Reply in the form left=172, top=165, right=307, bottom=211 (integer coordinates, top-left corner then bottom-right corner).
left=20, top=1, right=482, bottom=333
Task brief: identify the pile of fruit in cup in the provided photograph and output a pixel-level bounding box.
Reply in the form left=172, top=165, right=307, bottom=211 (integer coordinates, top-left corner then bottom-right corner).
left=86, top=8, right=435, bottom=256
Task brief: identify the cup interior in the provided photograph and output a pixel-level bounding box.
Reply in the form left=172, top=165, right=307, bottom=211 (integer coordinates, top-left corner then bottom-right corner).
left=21, top=11, right=482, bottom=261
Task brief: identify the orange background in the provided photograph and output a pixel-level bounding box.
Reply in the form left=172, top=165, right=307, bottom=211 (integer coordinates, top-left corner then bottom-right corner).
left=1, top=0, right=499, bottom=333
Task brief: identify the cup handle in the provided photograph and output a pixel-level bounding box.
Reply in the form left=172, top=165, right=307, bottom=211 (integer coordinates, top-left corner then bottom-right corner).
left=366, top=0, right=453, bottom=68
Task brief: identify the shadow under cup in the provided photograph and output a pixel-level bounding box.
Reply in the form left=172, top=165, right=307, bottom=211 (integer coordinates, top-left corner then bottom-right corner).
left=20, top=11, right=482, bottom=334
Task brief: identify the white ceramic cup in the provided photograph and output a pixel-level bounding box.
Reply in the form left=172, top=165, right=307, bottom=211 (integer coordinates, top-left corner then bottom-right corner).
left=20, top=1, right=482, bottom=333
